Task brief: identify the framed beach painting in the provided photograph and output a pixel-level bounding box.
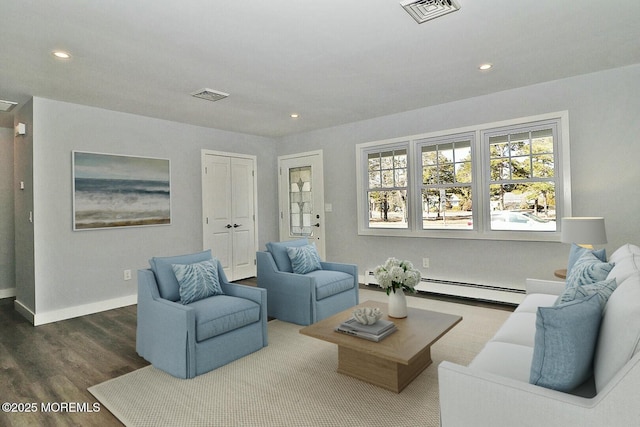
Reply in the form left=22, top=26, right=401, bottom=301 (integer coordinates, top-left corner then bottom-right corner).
left=72, top=151, right=171, bottom=230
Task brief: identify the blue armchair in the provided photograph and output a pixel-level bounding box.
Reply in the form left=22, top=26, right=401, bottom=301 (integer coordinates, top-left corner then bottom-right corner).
left=256, top=239, right=359, bottom=325
left=136, top=250, right=268, bottom=379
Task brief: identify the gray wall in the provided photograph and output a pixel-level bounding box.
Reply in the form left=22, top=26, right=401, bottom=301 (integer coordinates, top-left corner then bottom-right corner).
left=10, top=63, right=640, bottom=320
left=20, top=98, right=278, bottom=318
left=276, top=64, right=640, bottom=289
left=0, top=127, right=15, bottom=295
left=14, top=99, right=34, bottom=309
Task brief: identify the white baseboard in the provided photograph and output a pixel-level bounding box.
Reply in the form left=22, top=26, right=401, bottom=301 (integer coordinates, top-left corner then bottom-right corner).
left=0, top=287, right=16, bottom=299
left=14, top=299, right=35, bottom=324
left=15, top=294, right=138, bottom=326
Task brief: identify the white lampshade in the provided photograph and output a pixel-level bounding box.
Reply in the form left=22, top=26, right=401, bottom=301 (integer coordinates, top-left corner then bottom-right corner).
left=561, top=217, right=607, bottom=246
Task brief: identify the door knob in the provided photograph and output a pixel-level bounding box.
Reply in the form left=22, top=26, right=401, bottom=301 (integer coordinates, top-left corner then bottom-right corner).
left=233, top=223, right=241, bottom=228
left=313, top=223, right=320, bottom=227
left=225, top=224, right=232, bottom=229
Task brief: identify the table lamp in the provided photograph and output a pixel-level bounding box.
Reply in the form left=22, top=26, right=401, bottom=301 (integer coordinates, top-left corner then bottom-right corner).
left=561, top=217, right=608, bottom=249
left=554, top=217, right=607, bottom=279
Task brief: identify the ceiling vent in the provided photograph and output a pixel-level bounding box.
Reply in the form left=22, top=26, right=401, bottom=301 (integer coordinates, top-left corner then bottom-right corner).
left=191, top=88, right=229, bottom=102
left=0, top=99, right=18, bottom=112
left=400, top=0, right=461, bottom=24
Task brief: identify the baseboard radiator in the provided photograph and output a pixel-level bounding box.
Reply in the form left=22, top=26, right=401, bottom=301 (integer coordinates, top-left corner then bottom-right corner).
left=363, top=270, right=524, bottom=305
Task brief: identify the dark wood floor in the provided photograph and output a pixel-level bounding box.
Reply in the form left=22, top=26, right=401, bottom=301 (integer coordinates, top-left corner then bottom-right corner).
left=0, top=297, right=147, bottom=427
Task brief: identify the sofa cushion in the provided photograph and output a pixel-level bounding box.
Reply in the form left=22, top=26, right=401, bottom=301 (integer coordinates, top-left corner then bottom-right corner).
left=556, top=278, right=618, bottom=308
left=491, top=312, right=537, bottom=348
left=529, top=293, right=602, bottom=392
left=567, top=244, right=606, bottom=276
left=149, top=250, right=213, bottom=301
left=469, top=341, right=534, bottom=383
left=188, top=295, right=260, bottom=342
left=608, top=243, right=640, bottom=264
left=565, top=251, right=614, bottom=290
left=172, top=259, right=224, bottom=305
left=593, top=273, right=640, bottom=392
left=287, top=243, right=322, bottom=274
left=514, top=294, right=559, bottom=314
left=266, top=239, right=309, bottom=273
left=606, top=253, right=640, bottom=284
left=305, top=270, right=354, bottom=300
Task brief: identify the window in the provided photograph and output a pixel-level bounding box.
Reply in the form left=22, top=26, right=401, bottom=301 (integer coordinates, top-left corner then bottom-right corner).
left=419, top=134, right=474, bottom=230
left=484, top=123, right=558, bottom=232
left=356, top=112, right=570, bottom=240
left=365, top=146, right=408, bottom=229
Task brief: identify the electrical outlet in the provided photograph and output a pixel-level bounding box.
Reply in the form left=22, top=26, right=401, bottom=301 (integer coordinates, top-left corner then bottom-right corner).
left=123, top=269, right=132, bottom=281
left=422, top=258, right=430, bottom=268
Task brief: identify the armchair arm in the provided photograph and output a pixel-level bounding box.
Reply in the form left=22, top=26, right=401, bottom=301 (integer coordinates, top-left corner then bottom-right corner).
left=320, top=261, right=358, bottom=280
left=256, top=251, right=316, bottom=294
left=525, top=278, right=566, bottom=296
left=257, top=251, right=320, bottom=324
left=136, top=269, right=197, bottom=379
left=221, top=282, right=268, bottom=345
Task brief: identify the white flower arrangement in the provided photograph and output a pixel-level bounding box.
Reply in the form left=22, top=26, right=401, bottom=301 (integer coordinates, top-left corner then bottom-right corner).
left=373, top=257, right=421, bottom=295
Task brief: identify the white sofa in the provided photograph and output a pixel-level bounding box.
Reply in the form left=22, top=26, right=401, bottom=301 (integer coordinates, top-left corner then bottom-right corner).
left=439, top=244, right=640, bottom=427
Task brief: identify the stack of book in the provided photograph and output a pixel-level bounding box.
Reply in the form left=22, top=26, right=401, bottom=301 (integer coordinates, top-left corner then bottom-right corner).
left=335, top=317, right=397, bottom=342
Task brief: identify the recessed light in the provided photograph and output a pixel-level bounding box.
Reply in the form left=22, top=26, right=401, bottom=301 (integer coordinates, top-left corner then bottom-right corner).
left=479, top=63, right=493, bottom=71
left=290, top=113, right=299, bottom=119
left=52, top=50, right=71, bottom=59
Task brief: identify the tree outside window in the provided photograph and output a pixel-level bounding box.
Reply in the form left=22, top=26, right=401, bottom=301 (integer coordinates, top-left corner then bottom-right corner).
left=367, top=148, right=408, bottom=228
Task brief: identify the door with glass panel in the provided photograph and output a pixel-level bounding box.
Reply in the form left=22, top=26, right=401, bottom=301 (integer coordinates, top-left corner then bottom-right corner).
left=278, top=151, right=325, bottom=259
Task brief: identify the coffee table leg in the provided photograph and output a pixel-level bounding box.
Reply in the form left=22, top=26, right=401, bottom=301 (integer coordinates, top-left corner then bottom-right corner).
left=336, top=346, right=432, bottom=393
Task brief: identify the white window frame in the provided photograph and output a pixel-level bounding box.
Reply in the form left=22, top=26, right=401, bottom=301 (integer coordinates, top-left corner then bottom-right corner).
left=355, top=111, right=571, bottom=241
left=360, top=141, right=412, bottom=232
left=416, top=132, right=475, bottom=232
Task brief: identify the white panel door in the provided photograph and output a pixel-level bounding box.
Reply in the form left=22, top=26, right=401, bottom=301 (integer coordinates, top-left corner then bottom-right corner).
left=278, top=150, right=325, bottom=259
left=202, top=152, right=257, bottom=280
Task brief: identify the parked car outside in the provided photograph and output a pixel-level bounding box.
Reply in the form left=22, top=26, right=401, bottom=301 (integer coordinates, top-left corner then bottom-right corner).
left=490, top=211, right=556, bottom=231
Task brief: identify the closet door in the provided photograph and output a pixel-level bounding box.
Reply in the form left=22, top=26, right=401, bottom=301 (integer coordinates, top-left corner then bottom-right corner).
left=202, top=151, right=257, bottom=280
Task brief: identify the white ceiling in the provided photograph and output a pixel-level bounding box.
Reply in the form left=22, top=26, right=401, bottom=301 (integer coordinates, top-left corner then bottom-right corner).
left=1, top=0, right=639, bottom=137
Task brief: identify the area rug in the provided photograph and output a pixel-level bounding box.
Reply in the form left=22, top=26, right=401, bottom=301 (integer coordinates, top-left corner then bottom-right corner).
left=89, top=289, right=510, bottom=427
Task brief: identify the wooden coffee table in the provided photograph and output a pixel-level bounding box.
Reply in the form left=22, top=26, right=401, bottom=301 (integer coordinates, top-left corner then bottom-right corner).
left=300, top=300, right=462, bottom=392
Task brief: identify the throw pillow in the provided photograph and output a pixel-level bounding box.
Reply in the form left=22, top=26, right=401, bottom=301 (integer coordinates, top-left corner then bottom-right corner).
left=149, top=249, right=213, bottom=301
left=287, top=244, right=322, bottom=275
left=556, top=278, right=618, bottom=308
left=172, top=259, right=224, bottom=305
left=266, top=239, right=309, bottom=272
left=564, top=251, right=614, bottom=290
left=530, top=293, right=603, bottom=392
left=567, top=244, right=606, bottom=276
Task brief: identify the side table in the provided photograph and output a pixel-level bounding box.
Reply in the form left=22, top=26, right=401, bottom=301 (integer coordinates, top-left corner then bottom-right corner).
left=554, top=269, right=567, bottom=279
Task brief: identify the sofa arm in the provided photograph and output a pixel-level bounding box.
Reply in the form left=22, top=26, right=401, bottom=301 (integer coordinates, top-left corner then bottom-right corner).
left=137, top=269, right=197, bottom=378
left=525, top=278, right=566, bottom=296
left=439, top=358, right=640, bottom=427
left=439, top=361, right=598, bottom=427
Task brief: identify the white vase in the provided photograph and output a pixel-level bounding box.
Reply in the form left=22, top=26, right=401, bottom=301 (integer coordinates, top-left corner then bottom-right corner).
left=388, top=288, right=408, bottom=318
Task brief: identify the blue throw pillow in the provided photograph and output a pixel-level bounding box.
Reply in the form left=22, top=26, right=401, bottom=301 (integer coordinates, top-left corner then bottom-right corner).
left=567, top=244, right=606, bottom=276
left=287, top=244, right=323, bottom=274
left=530, top=294, right=603, bottom=392
left=150, top=249, right=213, bottom=301
left=556, top=278, right=618, bottom=308
left=564, top=251, right=614, bottom=290
left=172, top=259, right=224, bottom=305
left=266, top=239, right=309, bottom=272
